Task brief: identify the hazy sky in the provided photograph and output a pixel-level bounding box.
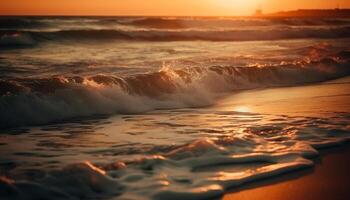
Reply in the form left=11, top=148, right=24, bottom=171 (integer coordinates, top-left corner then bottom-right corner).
left=1, top=0, right=349, bottom=16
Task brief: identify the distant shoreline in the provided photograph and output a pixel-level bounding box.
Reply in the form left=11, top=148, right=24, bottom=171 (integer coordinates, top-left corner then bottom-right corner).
left=261, top=9, right=350, bottom=18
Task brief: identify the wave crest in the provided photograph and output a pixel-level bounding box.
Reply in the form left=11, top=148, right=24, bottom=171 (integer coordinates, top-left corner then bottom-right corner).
left=1, top=26, right=350, bottom=46
left=0, top=53, right=349, bottom=128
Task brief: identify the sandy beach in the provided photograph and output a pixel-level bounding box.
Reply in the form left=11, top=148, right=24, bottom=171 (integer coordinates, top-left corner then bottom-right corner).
left=223, top=144, right=350, bottom=200
left=215, top=76, right=350, bottom=117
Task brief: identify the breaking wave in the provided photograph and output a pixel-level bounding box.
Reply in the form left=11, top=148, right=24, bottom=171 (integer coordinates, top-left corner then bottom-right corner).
left=1, top=51, right=349, bottom=128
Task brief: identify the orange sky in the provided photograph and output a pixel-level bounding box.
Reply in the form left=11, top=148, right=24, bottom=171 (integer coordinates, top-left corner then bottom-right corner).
left=1, top=0, right=349, bottom=16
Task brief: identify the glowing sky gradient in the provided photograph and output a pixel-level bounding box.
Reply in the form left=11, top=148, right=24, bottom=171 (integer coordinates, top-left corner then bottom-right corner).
left=1, top=0, right=350, bottom=16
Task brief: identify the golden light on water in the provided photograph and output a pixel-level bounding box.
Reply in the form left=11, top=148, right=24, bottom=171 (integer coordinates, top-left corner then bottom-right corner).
left=233, top=106, right=252, bottom=113
left=84, top=161, right=107, bottom=175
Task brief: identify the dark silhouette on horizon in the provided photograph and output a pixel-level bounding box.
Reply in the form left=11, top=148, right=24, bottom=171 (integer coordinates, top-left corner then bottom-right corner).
left=259, top=9, right=350, bottom=18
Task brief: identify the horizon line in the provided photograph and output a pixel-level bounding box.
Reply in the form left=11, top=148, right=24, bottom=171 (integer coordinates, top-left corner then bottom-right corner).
left=1, top=8, right=350, bottom=18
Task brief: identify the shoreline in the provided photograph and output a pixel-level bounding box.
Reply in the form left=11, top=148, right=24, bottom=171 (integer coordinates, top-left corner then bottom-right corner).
left=223, top=143, right=350, bottom=200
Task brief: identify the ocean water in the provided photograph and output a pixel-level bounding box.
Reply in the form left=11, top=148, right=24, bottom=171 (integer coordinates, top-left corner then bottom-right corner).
left=0, top=16, right=350, bottom=200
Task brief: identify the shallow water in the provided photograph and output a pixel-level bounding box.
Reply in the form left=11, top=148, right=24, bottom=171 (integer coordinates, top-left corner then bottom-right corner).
left=1, top=78, right=350, bottom=200
left=0, top=17, right=350, bottom=200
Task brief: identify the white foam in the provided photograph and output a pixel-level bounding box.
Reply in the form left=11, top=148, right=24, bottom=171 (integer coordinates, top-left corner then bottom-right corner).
left=1, top=54, right=349, bottom=128
left=1, top=112, right=350, bottom=200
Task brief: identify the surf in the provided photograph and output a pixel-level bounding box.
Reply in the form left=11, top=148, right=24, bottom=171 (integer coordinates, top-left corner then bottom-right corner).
left=1, top=51, right=349, bottom=128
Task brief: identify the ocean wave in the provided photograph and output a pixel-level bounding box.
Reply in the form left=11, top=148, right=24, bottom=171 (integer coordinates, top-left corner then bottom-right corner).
left=0, top=52, right=349, bottom=128
left=0, top=32, right=36, bottom=47
left=0, top=17, right=46, bottom=29
left=1, top=26, right=350, bottom=46
left=125, top=18, right=188, bottom=29
left=2, top=17, right=350, bottom=31
left=126, top=17, right=350, bottom=29
left=25, top=26, right=350, bottom=41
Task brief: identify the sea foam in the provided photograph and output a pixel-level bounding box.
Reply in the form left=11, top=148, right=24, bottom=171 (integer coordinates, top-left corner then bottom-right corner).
left=2, top=112, right=350, bottom=200
left=0, top=52, right=349, bottom=128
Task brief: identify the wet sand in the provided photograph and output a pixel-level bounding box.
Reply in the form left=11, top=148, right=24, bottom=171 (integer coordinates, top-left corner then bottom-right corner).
left=223, top=144, right=350, bottom=200
left=215, top=76, right=350, bottom=117
left=220, top=76, right=350, bottom=200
